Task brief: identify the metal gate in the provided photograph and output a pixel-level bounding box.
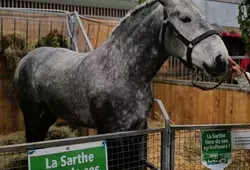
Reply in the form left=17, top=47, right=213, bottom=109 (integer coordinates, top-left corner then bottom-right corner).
left=0, top=7, right=93, bottom=52
left=0, top=128, right=167, bottom=170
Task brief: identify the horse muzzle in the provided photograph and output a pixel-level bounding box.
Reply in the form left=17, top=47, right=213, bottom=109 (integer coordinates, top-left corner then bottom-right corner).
left=203, top=55, right=229, bottom=77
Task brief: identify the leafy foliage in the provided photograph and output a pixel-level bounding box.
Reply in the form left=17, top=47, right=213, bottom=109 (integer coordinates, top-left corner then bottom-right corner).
left=0, top=29, right=69, bottom=80
left=238, top=0, right=250, bottom=56
left=35, top=29, right=69, bottom=48
left=137, top=0, right=147, bottom=5
left=0, top=29, right=69, bottom=102
left=0, top=32, right=28, bottom=80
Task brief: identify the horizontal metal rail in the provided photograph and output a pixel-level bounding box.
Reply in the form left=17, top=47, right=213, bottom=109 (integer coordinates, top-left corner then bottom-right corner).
left=231, top=56, right=249, bottom=59
left=155, top=55, right=250, bottom=89
left=0, top=7, right=71, bottom=15
left=153, top=79, right=244, bottom=91
left=0, top=128, right=164, bottom=152
left=0, top=15, right=68, bottom=23
left=80, top=14, right=121, bottom=21
left=207, top=0, right=242, bottom=4
left=171, top=123, right=250, bottom=130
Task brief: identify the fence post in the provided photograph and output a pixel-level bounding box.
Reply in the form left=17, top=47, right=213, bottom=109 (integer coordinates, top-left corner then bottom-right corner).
left=169, top=129, right=176, bottom=170
left=161, top=117, right=171, bottom=170
left=154, top=99, right=171, bottom=170
left=67, top=13, right=78, bottom=52
left=73, top=11, right=94, bottom=52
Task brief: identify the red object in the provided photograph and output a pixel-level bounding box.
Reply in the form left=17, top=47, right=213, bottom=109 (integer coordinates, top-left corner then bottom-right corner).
left=240, top=53, right=250, bottom=71
left=222, top=32, right=250, bottom=42
left=221, top=32, right=250, bottom=71
left=222, top=32, right=242, bottom=39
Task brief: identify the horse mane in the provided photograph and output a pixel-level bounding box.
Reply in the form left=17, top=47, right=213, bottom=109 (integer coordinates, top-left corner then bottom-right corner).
left=110, top=0, right=159, bottom=37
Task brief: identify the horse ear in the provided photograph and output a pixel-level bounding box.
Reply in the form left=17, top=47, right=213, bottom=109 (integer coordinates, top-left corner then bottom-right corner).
left=158, top=0, right=169, bottom=18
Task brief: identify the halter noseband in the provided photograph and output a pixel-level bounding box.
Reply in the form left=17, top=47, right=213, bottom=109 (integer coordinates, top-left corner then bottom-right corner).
left=161, top=20, right=220, bottom=69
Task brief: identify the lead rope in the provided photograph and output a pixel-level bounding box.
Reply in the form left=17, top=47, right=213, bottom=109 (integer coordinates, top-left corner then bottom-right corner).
left=191, top=61, right=250, bottom=91
left=191, top=67, right=231, bottom=91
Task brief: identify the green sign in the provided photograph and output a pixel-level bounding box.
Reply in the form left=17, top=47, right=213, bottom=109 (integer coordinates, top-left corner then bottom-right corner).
left=201, top=130, right=232, bottom=170
left=28, top=141, right=108, bottom=170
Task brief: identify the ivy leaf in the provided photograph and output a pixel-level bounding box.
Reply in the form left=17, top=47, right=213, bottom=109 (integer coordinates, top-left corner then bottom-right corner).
left=238, top=0, right=250, bottom=56
left=137, top=0, right=147, bottom=5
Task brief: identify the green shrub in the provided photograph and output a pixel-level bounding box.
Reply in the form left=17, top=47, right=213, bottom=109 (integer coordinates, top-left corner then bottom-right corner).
left=0, top=29, right=69, bottom=101
left=238, top=0, right=250, bottom=55
left=0, top=29, right=69, bottom=80
left=0, top=32, right=27, bottom=80
left=35, top=29, right=69, bottom=48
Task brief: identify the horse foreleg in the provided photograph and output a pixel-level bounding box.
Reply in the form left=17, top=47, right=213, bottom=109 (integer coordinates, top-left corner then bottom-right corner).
left=19, top=99, right=43, bottom=143
left=36, top=105, right=57, bottom=141
left=98, top=119, right=148, bottom=170
left=125, top=119, right=148, bottom=170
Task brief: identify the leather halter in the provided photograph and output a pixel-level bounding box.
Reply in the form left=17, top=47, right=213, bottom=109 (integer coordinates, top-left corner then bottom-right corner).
left=161, top=20, right=220, bottom=70
left=160, top=18, right=232, bottom=91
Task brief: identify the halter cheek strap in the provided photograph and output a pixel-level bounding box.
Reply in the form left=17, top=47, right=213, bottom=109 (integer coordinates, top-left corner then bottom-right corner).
left=161, top=20, right=220, bottom=69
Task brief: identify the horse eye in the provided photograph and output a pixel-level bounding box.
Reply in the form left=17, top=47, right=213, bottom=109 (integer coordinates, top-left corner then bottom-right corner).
left=180, top=16, right=192, bottom=23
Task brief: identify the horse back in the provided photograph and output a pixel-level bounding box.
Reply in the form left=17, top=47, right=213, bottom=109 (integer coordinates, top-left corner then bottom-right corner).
left=14, top=47, right=97, bottom=128
left=14, top=46, right=86, bottom=101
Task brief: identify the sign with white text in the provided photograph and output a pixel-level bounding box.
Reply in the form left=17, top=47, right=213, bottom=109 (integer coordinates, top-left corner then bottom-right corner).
left=28, top=141, right=108, bottom=170
left=231, top=130, right=250, bottom=149
left=201, top=130, right=232, bottom=170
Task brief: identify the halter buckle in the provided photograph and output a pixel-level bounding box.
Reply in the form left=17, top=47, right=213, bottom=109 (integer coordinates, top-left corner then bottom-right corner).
left=188, top=43, right=193, bottom=49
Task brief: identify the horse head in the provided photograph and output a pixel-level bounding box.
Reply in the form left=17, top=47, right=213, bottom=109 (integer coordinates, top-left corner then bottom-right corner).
left=158, top=0, right=229, bottom=77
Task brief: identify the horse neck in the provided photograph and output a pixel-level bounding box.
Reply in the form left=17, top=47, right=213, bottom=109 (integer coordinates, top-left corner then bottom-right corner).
left=108, top=2, right=168, bottom=85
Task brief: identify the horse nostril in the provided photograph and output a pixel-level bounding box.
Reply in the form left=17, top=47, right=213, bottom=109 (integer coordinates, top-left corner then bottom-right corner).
left=214, top=54, right=227, bottom=73
left=215, top=54, right=223, bottom=64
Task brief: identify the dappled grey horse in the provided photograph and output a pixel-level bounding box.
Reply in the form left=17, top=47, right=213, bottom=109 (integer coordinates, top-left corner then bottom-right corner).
left=14, top=0, right=229, bottom=169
